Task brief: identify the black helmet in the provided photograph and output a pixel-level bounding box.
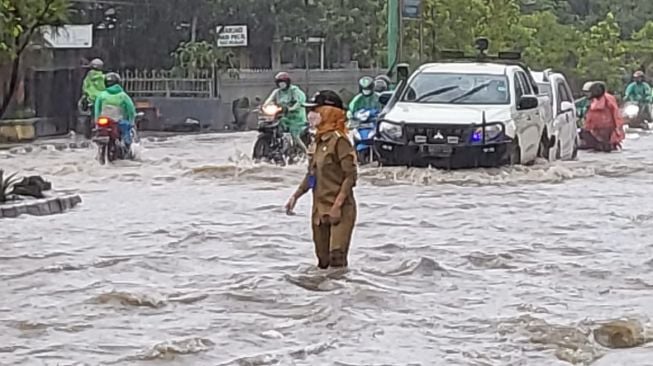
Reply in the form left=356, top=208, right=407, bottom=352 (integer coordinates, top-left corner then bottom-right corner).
left=374, top=74, right=391, bottom=84
left=304, top=90, right=345, bottom=110
left=105, top=72, right=122, bottom=87
left=274, top=71, right=291, bottom=88
left=374, top=79, right=389, bottom=93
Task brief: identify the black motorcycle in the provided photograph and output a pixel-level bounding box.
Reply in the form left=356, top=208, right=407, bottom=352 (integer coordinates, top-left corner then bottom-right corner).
left=252, top=104, right=311, bottom=165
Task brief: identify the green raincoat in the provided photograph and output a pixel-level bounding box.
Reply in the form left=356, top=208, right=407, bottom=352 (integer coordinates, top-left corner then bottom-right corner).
left=264, top=85, right=307, bottom=136
left=624, top=81, right=652, bottom=103
left=94, top=84, right=136, bottom=124
left=347, top=93, right=382, bottom=119
left=575, top=97, right=589, bottom=118
left=83, top=69, right=106, bottom=103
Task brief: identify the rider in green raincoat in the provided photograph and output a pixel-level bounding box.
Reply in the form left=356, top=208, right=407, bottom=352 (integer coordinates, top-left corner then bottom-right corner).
left=347, top=76, right=382, bottom=119
left=575, top=81, right=595, bottom=127
left=624, top=70, right=653, bottom=122
left=94, top=73, right=137, bottom=147
left=82, top=58, right=106, bottom=106
left=264, top=72, right=307, bottom=139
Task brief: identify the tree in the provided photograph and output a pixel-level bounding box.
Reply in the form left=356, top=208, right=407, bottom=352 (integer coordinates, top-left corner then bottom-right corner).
left=576, top=12, right=627, bottom=92
left=172, top=40, right=238, bottom=78
left=624, top=21, right=653, bottom=74
left=520, top=11, right=583, bottom=75
left=0, top=0, right=69, bottom=118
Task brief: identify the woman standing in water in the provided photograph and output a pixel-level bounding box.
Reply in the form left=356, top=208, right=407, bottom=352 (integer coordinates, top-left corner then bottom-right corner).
left=285, top=90, right=358, bottom=269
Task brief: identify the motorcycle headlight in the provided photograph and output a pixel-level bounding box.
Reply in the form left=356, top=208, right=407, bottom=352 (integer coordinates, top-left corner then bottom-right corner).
left=624, top=105, right=639, bottom=118
left=262, top=104, right=281, bottom=116
left=470, top=124, right=503, bottom=143
left=378, top=121, right=403, bottom=140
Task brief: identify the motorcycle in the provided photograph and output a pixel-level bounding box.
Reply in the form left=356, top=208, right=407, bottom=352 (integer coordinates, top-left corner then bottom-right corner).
left=348, top=108, right=379, bottom=165
left=252, top=104, right=310, bottom=165
left=92, top=115, right=138, bottom=165
left=621, top=101, right=652, bottom=130
left=76, top=96, right=94, bottom=139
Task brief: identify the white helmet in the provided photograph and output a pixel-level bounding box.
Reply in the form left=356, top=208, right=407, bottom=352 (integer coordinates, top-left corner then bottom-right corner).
left=582, top=81, right=595, bottom=92
left=89, top=58, right=104, bottom=70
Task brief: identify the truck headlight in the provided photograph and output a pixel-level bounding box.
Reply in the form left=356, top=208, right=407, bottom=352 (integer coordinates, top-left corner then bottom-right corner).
left=378, top=121, right=403, bottom=140
left=470, top=124, right=503, bottom=143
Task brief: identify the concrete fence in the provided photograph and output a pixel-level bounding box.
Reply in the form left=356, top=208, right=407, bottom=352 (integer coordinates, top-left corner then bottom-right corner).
left=125, top=68, right=385, bottom=131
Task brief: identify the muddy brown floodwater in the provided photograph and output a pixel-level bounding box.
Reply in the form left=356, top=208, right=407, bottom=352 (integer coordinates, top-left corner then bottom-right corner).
left=2, top=131, right=653, bottom=365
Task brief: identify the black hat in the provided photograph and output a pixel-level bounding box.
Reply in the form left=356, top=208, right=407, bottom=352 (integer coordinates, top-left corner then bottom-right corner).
left=304, top=90, right=345, bottom=110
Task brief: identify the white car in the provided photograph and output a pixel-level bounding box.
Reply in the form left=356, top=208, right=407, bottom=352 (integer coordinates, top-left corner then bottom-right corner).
left=531, top=69, right=579, bottom=160
left=375, top=61, right=551, bottom=168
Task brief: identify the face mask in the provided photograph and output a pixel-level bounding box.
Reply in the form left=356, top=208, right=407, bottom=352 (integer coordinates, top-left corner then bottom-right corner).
left=308, top=111, right=322, bottom=128
left=362, top=89, right=372, bottom=96
left=278, top=82, right=288, bottom=89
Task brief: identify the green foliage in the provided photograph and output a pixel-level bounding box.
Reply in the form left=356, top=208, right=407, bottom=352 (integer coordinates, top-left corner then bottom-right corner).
left=0, top=0, right=69, bottom=118
left=576, top=12, right=627, bottom=92
left=0, top=0, right=69, bottom=61
left=172, top=41, right=238, bottom=78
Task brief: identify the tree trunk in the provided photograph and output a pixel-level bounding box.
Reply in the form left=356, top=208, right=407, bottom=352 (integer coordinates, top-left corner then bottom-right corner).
left=0, top=56, right=22, bottom=119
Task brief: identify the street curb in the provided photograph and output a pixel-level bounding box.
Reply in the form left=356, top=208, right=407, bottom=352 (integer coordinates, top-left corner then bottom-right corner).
left=0, top=195, right=82, bottom=219
left=1, top=141, right=92, bottom=153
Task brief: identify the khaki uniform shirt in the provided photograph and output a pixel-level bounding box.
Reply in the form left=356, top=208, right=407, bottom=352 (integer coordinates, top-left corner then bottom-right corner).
left=298, top=131, right=358, bottom=224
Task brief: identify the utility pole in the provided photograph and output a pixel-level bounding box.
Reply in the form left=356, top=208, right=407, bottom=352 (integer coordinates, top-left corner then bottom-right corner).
left=387, top=0, right=399, bottom=72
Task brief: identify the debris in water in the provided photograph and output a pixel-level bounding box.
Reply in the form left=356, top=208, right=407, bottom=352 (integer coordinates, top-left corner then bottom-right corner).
left=94, top=291, right=167, bottom=309
left=593, top=319, right=650, bottom=349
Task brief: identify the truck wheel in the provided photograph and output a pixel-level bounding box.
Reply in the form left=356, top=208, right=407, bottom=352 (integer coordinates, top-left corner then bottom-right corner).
left=508, top=140, right=521, bottom=166
left=572, top=138, right=579, bottom=160
left=537, top=133, right=550, bottom=160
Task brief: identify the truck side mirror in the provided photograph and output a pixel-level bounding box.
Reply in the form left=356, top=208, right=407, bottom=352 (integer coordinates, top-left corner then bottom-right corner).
left=397, top=63, right=410, bottom=83
left=379, top=91, right=393, bottom=106
left=517, top=95, right=539, bottom=110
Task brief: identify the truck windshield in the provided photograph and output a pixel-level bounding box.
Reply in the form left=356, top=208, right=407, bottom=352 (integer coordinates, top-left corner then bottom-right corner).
left=401, top=72, right=510, bottom=105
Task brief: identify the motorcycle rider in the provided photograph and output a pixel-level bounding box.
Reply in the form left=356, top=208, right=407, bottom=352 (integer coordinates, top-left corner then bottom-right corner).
left=580, top=82, right=624, bottom=152
left=81, top=58, right=106, bottom=110
left=374, top=78, right=389, bottom=93
left=374, top=74, right=393, bottom=92
left=347, top=76, right=382, bottom=119
left=575, top=81, right=595, bottom=126
left=264, top=72, right=308, bottom=151
left=624, top=70, right=652, bottom=122
left=94, top=72, right=137, bottom=150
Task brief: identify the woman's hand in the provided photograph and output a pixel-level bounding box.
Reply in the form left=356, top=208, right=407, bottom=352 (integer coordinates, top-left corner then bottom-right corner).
left=285, top=195, right=298, bottom=215
left=327, top=205, right=342, bottom=224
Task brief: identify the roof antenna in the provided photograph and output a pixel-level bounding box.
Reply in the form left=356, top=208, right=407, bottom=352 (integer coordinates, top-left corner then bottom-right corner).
left=475, top=37, right=489, bottom=59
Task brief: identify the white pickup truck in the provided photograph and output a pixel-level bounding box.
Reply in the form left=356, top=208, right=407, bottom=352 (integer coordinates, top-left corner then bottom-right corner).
left=375, top=60, right=554, bottom=168
left=531, top=69, right=579, bottom=160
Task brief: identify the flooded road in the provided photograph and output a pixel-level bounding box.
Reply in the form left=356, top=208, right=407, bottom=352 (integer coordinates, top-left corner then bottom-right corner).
left=2, top=131, right=653, bottom=365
